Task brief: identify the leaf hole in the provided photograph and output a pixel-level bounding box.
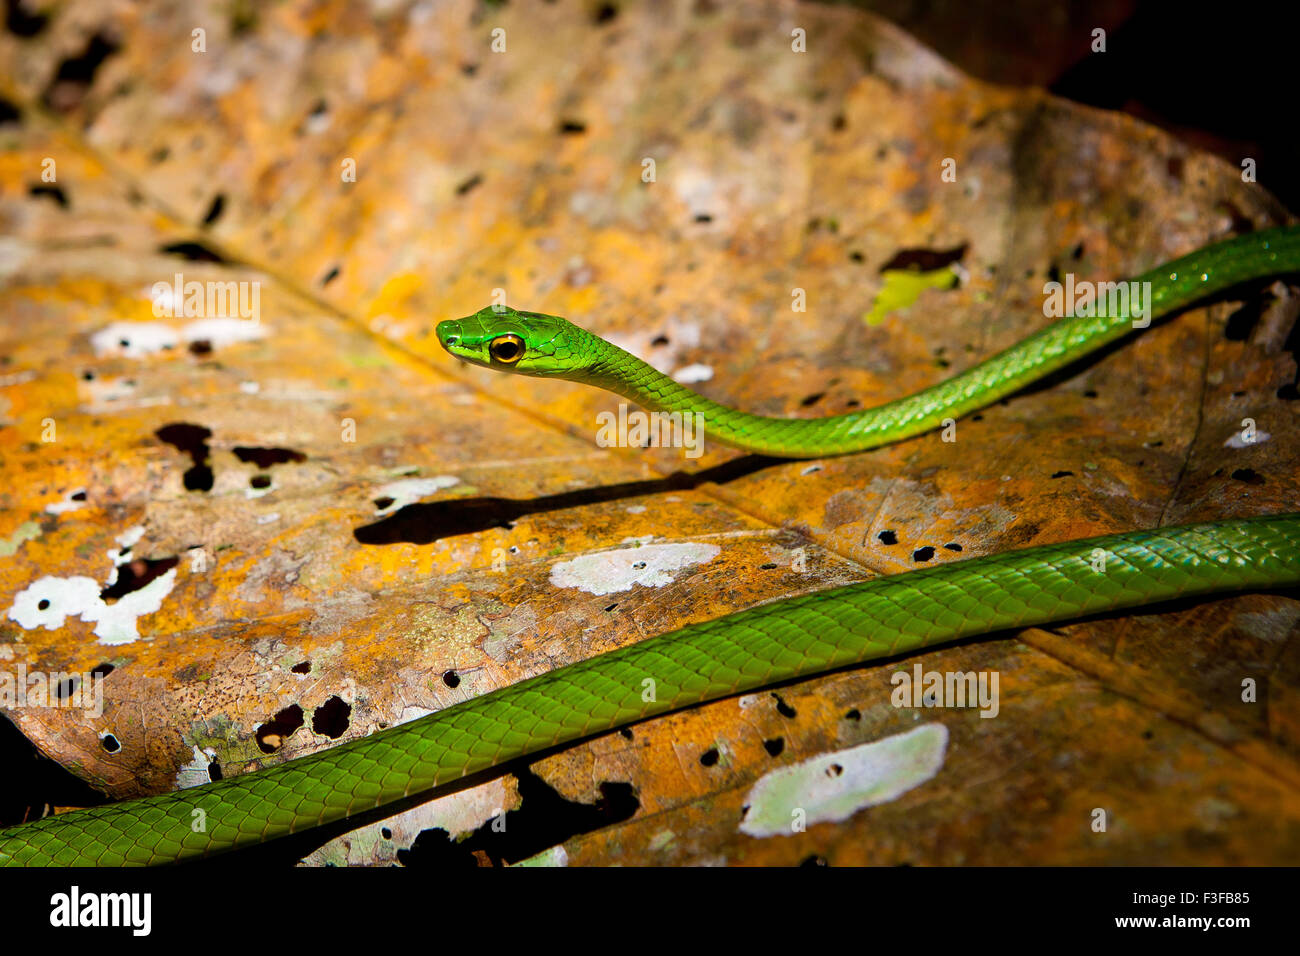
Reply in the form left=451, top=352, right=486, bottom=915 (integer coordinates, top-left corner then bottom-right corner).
left=201, top=193, right=225, bottom=226
left=312, top=695, right=352, bottom=739
left=256, top=704, right=304, bottom=753
left=28, top=184, right=68, bottom=208
left=771, top=693, right=796, bottom=719
left=100, top=555, right=178, bottom=602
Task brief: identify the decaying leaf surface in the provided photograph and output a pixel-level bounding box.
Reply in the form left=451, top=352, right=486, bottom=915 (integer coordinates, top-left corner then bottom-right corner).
left=1, top=1, right=1298, bottom=865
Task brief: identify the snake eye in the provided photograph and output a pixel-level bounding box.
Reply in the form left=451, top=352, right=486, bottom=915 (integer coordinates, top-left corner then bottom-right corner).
left=489, top=334, right=525, bottom=364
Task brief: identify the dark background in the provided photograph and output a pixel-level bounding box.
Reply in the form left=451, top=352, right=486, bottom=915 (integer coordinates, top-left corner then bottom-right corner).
left=853, top=0, right=1300, bottom=211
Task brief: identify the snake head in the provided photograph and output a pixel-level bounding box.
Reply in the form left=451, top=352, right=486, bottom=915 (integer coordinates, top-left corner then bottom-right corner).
left=436, top=306, right=587, bottom=377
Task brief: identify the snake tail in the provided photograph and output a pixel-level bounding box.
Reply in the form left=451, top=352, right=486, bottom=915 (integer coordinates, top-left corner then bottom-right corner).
left=2, top=513, right=1297, bottom=865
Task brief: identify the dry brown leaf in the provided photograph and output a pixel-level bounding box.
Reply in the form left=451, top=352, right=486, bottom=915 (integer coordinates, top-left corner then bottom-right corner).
left=1, top=0, right=1297, bottom=865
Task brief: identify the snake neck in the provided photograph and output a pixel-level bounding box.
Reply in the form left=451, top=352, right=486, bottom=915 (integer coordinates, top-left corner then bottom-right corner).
left=570, top=227, right=1300, bottom=460
left=569, top=321, right=1100, bottom=458
left=582, top=336, right=731, bottom=417
left=575, top=332, right=920, bottom=457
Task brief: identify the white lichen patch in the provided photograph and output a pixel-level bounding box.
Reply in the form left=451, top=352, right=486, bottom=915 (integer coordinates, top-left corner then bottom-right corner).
left=395, top=704, right=436, bottom=725
left=7, top=570, right=177, bottom=645
left=672, top=363, right=714, bottom=384
left=738, top=724, right=948, bottom=837
left=300, top=776, right=514, bottom=866
left=181, top=317, right=267, bottom=349
left=1223, top=429, right=1271, bottom=448
left=108, top=525, right=144, bottom=564
left=549, top=542, right=722, bottom=596
left=0, top=370, right=36, bottom=387
left=176, top=745, right=219, bottom=789
left=44, top=489, right=87, bottom=516
left=90, top=322, right=179, bottom=358
left=8, top=527, right=175, bottom=646
left=372, top=475, right=460, bottom=514
left=90, top=318, right=266, bottom=358
left=7, top=576, right=100, bottom=628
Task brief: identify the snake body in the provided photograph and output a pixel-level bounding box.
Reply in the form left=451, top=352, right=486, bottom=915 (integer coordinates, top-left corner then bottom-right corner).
left=439, top=227, right=1300, bottom=456
left=2, top=226, right=1298, bottom=865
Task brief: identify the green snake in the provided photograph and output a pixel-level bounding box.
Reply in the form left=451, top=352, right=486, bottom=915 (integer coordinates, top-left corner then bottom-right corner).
left=3, top=226, right=1298, bottom=865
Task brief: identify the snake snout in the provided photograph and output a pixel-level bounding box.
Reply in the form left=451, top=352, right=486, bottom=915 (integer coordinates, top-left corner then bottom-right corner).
left=435, top=320, right=460, bottom=348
